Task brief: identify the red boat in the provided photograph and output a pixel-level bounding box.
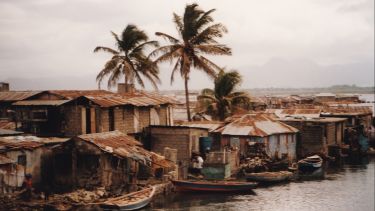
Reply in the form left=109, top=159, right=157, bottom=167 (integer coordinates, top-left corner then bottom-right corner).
left=171, top=180, right=257, bottom=192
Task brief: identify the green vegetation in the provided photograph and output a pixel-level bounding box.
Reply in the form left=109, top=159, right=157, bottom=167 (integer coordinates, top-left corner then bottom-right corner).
left=151, top=3, right=231, bottom=121
left=197, top=69, right=250, bottom=121
left=94, top=24, right=160, bottom=89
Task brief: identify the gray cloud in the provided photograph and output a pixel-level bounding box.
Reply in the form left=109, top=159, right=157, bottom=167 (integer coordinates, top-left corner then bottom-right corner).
left=0, top=0, right=373, bottom=90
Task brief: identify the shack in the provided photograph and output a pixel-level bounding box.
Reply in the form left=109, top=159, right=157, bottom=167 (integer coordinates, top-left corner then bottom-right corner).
left=215, top=114, right=299, bottom=162
left=10, top=88, right=177, bottom=137
left=0, top=91, right=41, bottom=122
left=279, top=117, right=347, bottom=158
left=0, top=136, right=68, bottom=190
left=321, top=106, right=373, bottom=130
left=148, top=125, right=209, bottom=164
left=51, top=131, right=169, bottom=193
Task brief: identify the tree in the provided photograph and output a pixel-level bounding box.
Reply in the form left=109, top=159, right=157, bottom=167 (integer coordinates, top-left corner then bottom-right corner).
left=151, top=3, right=231, bottom=121
left=94, top=24, right=160, bottom=89
left=197, top=69, right=250, bottom=121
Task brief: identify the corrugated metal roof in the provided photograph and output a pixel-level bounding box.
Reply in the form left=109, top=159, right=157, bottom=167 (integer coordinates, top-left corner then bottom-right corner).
left=179, top=121, right=224, bottom=132
left=0, top=136, right=68, bottom=150
left=322, top=106, right=373, bottom=115
left=12, top=100, right=70, bottom=106
left=0, top=129, right=23, bottom=136
left=0, top=91, right=41, bottom=102
left=77, top=131, right=152, bottom=164
left=59, top=90, right=178, bottom=107
left=266, top=109, right=322, bottom=118
left=0, top=121, right=16, bottom=130
left=279, top=117, right=347, bottom=123
left=216, top=114, right=298, bottom=137
left=49, top=90, right=112, bottom=100
left=0, top=154, right=15, bottom=165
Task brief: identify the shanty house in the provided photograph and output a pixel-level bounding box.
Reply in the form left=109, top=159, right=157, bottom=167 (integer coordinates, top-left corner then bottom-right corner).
left=280, top=117, right=346, bottom=158
left=149, top=126, right=209, bottom=163
left=0, top=91, right=41, bottom=121
left=52, top=131, right=157, bottom=192
left=215, top=114, right=299, bottom=162
left=321, top=106, right=373, bottom=130
left=0, top=136, right=68, bottom=190
left=10, top=89, right=176, bottom=137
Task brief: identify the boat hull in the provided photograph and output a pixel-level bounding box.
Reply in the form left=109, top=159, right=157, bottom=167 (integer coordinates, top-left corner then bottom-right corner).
left=172, top=180, right=257, bottom=192
left=101, top=187, right=155, bottom=211
left=246, top=171, right=293, bottom=183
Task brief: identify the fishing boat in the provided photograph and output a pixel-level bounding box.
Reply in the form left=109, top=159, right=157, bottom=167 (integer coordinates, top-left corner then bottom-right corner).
left=100, top=187, right=156, bottom=211
left=298, top=155, right=323, bottom=170
left=245, top=171, right=294, bottom=183
left=171, top=180, right=257, bottom=192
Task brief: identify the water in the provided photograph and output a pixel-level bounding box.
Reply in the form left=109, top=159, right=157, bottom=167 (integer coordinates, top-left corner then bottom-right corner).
left=150, top=158, right=375, bottom=211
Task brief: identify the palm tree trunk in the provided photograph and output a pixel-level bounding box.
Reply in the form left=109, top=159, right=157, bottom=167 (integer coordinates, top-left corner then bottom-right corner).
left=184, top=76, right=192, bottom=121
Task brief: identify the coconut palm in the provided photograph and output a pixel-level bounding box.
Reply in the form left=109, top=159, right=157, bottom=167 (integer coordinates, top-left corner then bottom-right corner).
left=151, top=3, right=231, bottom=121
left=94, top=24, right=160, bottom=89
left=197, top=69, right=250, bottom=121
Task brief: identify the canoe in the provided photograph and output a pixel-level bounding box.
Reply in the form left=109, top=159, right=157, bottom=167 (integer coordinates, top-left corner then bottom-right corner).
left=298, top=155, right=323, bottom=169
left=100, top=187, right=156, bottom=211
left=171, top=180, right=257, bottom=192
left=245, top=171, right=293, bottom=183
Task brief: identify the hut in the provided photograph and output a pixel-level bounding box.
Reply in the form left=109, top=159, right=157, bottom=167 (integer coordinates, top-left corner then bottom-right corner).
left=215, top=114, right=299, bottom=162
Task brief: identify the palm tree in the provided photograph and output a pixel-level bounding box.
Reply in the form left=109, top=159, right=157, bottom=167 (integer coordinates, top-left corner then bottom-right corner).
left=151, top=3, right=231, bottom=121
left=94, top=24, right=160, bottom=90
left=197, top=69, right=250, bottom=121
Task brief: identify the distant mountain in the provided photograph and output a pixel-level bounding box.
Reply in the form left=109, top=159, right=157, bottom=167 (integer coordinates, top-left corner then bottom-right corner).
left=2, top=58, right=373, bottom=91
left=238, top=58, right=374, bottom=88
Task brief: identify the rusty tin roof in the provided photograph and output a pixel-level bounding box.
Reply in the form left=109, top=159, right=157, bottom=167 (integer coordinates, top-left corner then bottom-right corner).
left=0, top=136, right=68, bottom=150
left=0, top=91, right=42, bottom=102
left=216, top=114, right=298, bottom=137
left=76, top=131, right=153, bottom=164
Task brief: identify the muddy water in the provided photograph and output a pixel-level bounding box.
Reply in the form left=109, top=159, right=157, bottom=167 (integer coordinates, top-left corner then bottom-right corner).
left=149, top=157, right=375, bottom=211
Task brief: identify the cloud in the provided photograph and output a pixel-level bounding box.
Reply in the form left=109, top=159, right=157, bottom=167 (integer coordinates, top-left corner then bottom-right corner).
left=0, top=0, right=373, bottom=90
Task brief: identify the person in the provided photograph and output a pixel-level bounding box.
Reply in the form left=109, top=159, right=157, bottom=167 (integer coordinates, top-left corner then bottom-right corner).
left=195, top=154, right=204, bottom=174
left=21, top=174, right=32, bottom=201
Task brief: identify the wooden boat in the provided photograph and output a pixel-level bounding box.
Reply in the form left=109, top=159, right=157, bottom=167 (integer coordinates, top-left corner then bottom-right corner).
left=100, top=187, right=155, bottom=211
left=245, top=171, right=293, bottom=183
left=298, top=155, right=323, bottom=169
left=171, top=180, right=257, bottom=192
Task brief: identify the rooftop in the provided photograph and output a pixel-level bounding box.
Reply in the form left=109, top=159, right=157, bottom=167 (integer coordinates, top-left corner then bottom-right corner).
left=76, top=131, right=153, bottom=164
left=0, top=91, right=41, bottom=102
left=0, top=136, right=68, bottom=150
left=216, top=114, right=298, bottom=137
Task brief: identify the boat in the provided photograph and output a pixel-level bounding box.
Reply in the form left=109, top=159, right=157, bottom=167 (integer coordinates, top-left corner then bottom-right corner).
left=171, top=180, right=257, bottom=192
left=100, top=187, right=156, bottom=211
left=298, top=155, right=323, bottom=170
left=245, top=171, right=294, bottom=183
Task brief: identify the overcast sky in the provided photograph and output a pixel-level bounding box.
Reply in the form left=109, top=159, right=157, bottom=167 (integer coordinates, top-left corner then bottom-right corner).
left=0, top=0, right=373, bottom=90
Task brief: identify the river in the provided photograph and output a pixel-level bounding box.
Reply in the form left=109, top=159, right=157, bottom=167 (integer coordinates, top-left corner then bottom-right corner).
left=150, top=157, right=375, bottom=211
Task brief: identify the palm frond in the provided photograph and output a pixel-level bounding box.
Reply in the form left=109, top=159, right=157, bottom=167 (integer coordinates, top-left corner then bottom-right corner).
left=195, top=44, right=231, bottom=56
left=192, top=23, right=228, bottom=45
left=93, top=46, right=119, bottom=55
left=195, top=9, right=215, bottom=31
left=155, top=32, right=180, bottom=44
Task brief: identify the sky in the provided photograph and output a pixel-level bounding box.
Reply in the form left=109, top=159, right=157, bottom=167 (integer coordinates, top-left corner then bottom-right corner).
left=0, top=0, right=373, bottom=91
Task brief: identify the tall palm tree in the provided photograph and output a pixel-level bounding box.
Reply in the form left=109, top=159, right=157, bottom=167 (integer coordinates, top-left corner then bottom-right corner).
left=151, top=3, right=231, bottom=121
left=94, top=24, right=160, bottom=90
left=197, top=69, right=250, bottom=121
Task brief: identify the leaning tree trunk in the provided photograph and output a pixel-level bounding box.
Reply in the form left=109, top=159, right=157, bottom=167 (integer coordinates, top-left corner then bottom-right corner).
left=184, top=76, right=192, bottom=121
